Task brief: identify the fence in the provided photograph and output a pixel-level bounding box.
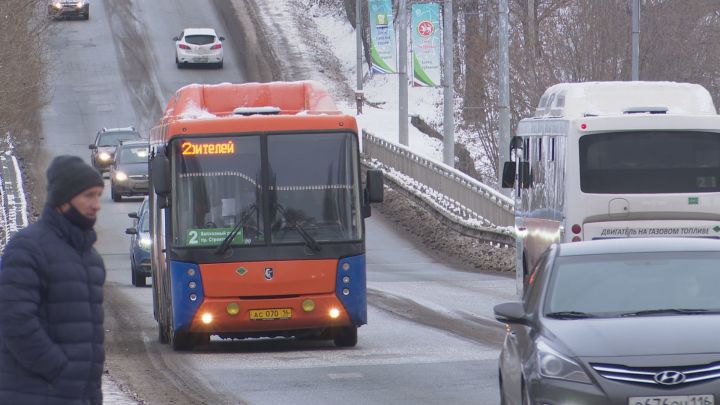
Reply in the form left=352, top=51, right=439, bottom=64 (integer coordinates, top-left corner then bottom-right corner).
left=361, top=130, right=514, bottom=242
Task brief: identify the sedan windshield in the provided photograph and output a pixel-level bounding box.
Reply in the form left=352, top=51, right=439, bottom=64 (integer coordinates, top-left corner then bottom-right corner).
left=545, top=252, right=720, bottom=317
left=97, top=131, right=140, bottom=147
left=118, top=146, right=148, bottom=164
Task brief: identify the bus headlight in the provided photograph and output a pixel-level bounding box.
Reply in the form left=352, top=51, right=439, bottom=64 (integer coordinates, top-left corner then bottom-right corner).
left=98, top=152, right=111, bottom=161
left=139, top=237, right=151, bottom=251
left=52, top=2, right=62, bottom=9
left=76, top=1, right=84, bottom=8
left=329, top=308, right=340, bottom=319
left=201, top=313, right=213, bottom=324
left=115, top=171, right=128, bottom=181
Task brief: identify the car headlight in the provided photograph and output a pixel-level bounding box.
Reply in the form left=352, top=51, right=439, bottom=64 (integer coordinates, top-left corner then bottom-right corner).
left=76, top=1, right=84, bottom=7
left=139, top=237, right=152, bottom=251
left=115, top=171, right=128, bottom=181
left=536, top=340, right=592, bottom=384
left=53, top=2, right=62, bottom=9
left=99, top=152, right=111, bottom=161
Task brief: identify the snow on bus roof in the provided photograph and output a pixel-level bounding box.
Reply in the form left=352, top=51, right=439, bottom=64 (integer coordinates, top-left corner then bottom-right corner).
left=534, top=81, right=717, bottom=118
left=168, top=81, right=342, bottom=120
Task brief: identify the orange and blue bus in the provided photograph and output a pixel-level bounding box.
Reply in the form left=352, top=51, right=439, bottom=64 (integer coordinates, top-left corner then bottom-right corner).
left=148, top=81, right=384, bottom=350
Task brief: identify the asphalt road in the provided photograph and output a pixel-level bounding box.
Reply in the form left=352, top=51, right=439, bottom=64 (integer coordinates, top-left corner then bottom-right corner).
left=38, top=0, right=514, bottom=403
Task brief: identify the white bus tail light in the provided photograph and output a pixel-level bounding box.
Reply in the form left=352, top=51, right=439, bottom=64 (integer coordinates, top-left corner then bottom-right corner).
left=581, top=123, right=587, bottom=130
left=571, top=224, right=582, bottom=234
left=572, top=236, right=582, bottom=242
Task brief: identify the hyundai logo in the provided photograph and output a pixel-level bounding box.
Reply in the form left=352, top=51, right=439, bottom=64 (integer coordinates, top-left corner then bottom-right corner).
left=264, top=267, right=273, bottom=280
left=654, top=370, right=686, bottom=385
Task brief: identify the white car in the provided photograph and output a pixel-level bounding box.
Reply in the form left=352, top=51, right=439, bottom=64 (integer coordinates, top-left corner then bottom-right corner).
left=173, top=28, right=224, bottom=69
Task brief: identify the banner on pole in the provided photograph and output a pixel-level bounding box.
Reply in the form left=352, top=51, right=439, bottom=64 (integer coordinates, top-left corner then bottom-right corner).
left=411, top=2, right=442, bottom=87
left=368, top=0, right=397, bottom=74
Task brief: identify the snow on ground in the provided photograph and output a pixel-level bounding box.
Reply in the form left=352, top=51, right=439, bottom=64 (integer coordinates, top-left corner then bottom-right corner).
left=253, top=0, right=448, bottom=163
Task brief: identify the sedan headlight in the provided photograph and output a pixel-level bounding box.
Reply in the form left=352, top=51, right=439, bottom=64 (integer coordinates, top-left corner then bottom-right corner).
left=76, top=1, right=84, bottom=7
left=139, top=237, right=152, bottom=251
left=52, top=2, right=62, bottom=9
left=536, top=340, right=592, bottom=384
left=98, top=152, right=111, bottom=161
left=115, top=171, right=128, bottom=181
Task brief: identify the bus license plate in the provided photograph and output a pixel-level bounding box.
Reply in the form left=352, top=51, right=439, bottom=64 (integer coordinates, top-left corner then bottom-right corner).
left=249, top=308, right=292, bottom=320
left=629, top=395, right=714, bottom=405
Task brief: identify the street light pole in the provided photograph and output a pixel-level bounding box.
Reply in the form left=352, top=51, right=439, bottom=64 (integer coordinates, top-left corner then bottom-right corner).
left=498, top=0, right=510, bottom=191
left=442, top=0, right=454, bottom=167
left=398, top=0, right=409, bottom=146
left=632, top=0, right=640, bottom=81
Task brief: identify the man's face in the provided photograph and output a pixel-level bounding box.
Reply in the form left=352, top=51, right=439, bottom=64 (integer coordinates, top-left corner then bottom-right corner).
left=60, top=186, right=104, bottom=219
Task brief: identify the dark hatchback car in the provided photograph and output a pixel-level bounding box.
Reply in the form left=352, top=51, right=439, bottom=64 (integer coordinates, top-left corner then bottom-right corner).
left=89, top=127, right=141, bottom=173
left=110, top=140, right=149, bottom=202
left=495, top=238, right=720, bottom=405
left=48, top=0, right=89, bottom=20
left=125, top=197, right=150, bottom=287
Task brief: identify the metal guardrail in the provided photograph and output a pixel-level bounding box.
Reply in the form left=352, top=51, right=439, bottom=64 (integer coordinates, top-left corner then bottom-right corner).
left=0, top=135, right=29, bottom=251
left=361, top=130, right=515, bottom=238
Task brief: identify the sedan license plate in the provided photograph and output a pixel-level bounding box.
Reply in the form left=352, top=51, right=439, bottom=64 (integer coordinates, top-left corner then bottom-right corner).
left=193, top=57, right=208, bottom=63
left=629, top=395, right=714, bottom=405
left=249, top=308, right=292, bottom=320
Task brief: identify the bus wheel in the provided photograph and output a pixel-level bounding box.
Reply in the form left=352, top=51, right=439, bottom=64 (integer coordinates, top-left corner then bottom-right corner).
left=171, top=331, right=195, bottom=351
left=158, top=322, right=169, bottom=344
left=332, top=326, right=357, bottom=347
left=194, top=333, right=211, bottom=347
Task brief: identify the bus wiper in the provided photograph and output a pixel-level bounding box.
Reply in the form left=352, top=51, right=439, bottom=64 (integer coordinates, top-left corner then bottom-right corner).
left=620, top=308, right=711, bottom=317
left=215, top=204, right=257, bottom=255
left=274, top=204, right=321, bottom=252
left=545, top=311, right=595, bottom=319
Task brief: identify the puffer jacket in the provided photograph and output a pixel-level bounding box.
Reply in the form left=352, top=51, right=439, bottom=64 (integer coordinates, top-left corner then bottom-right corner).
left=0, top=205, right=105, bottom=405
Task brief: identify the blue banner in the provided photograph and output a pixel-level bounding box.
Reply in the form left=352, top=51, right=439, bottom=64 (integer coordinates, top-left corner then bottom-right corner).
left=368, top=0, right=397, bottom=74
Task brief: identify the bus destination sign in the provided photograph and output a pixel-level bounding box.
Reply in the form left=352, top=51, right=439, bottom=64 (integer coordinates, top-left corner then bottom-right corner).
left=181, top=140, right=235, bottom=156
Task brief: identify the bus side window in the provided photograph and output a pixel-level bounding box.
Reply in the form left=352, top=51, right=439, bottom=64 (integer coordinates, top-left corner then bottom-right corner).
left=549, top=137, right=556, bottom=162
left=523, top=138, right=530, bottom=161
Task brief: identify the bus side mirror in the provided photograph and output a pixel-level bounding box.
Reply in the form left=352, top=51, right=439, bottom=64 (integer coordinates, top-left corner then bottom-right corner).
left=151, top=147, right=170, bottom=197
left=128, top=212, right=139, bottom=219
left=365, top=169, right=384, bottom=203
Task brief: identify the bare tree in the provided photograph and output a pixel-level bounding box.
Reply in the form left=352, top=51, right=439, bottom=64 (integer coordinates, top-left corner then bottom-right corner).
left=0, top=0, right=52, bottom=138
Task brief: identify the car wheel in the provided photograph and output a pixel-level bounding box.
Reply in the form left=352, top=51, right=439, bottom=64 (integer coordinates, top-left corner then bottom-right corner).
left=131, top=264, right=146, bottom=287
left=217, top=60, right=223, bottom=69
left=332, top=325, right=357, bottom=347
left=111, top=186, right=122, bottom=202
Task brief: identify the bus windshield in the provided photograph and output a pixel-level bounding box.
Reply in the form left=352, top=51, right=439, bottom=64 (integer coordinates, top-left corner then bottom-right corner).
left=172, top=133, right=361, bottom=248
left=579, top=131, right=720, bottom=194
left=268, top=133, right=361, bottom=245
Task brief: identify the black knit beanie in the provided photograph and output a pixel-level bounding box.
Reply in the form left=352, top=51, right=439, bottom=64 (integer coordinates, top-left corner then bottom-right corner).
left=46, top=155, right=104, bottom=206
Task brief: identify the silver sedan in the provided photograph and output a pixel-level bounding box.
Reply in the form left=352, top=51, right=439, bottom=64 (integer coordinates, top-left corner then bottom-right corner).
left=495, top=237, right=720, bottom=404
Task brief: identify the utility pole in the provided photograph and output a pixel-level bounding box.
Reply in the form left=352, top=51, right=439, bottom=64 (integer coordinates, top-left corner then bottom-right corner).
left=498, top=0, right=510, bottom=191
left=442, top=0, right=454, bottom=167
left=355, top=0, right=364, bottom=114
left=398, top=0, right=409, bottom=146
left=632, top=0, right=640, bottom=81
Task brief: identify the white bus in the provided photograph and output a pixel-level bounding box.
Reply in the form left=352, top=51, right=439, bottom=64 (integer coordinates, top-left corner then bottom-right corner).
left=502, top=81, right=720, bottom=292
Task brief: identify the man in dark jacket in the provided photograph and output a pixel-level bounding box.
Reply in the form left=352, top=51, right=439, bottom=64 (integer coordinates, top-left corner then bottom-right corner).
left=0, top=155, right=106, bottom=405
